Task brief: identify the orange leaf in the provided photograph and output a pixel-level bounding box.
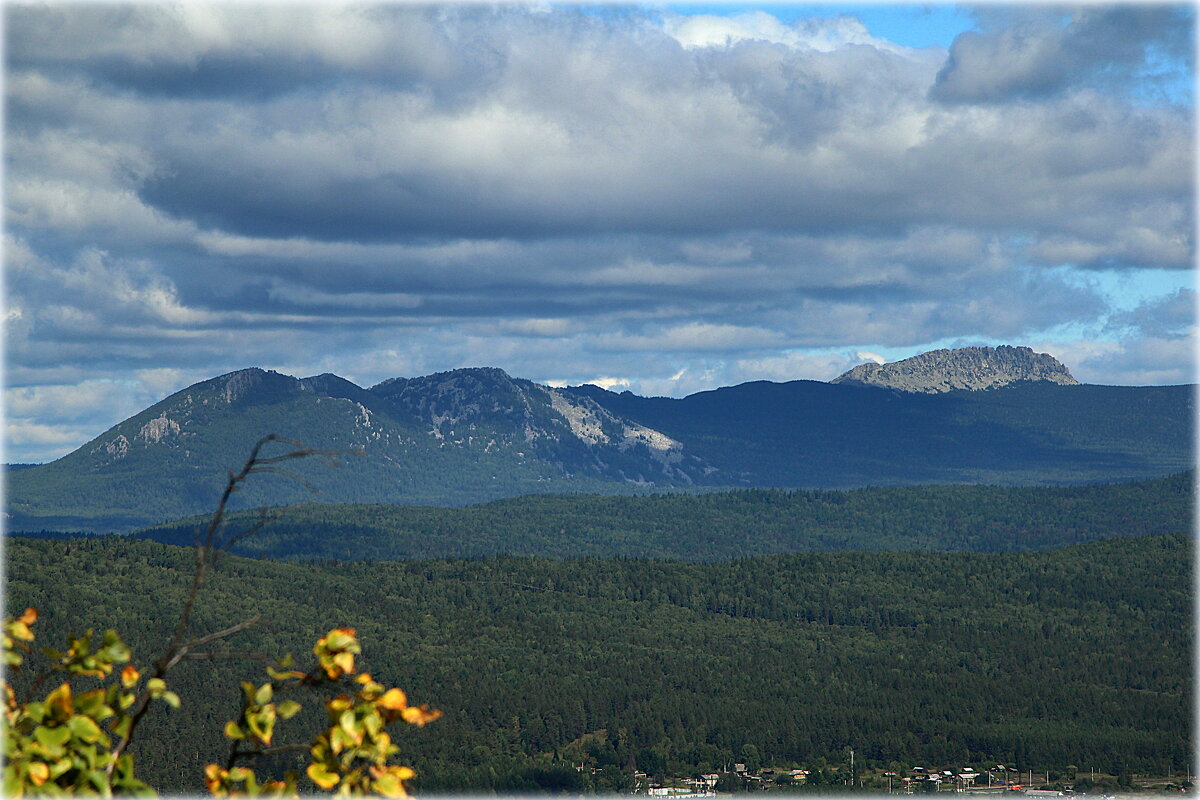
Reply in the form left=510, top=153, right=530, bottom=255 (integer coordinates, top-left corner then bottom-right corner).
left=378, top=688, right=407, bottom=711
left=400, top=705, right=441, bottom=727
left=204, top=764, right=227, bottom=793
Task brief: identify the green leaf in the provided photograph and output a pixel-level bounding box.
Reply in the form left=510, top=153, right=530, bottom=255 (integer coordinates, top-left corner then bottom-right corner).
left=67, top=714, right=105, bottom=745
left=48, top=757, right=73, bottom=780
left=4, top=764, right=23, bottom=797
left=277, top=700, right=301, bottom=719
left=34, top=726, right=72, bottom=757
left=110, top=715, right=132, bottom=739
left=75, top=689, right=112, bottom=721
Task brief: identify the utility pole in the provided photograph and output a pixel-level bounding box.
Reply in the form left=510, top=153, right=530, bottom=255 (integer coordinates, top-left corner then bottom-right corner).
left=850, top=749, right=854, bottom=789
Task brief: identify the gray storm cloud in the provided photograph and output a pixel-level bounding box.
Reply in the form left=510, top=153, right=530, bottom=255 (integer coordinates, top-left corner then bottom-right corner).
left=3, top=3, right=1194, bottom=462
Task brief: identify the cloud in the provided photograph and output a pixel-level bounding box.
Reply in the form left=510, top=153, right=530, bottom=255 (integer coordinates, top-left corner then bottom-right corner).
left=4, top=4, right=1193, bottom=460
left=932, top=6, right=1194, bottom=104
left=1107, top=289, right=1196, bottom=339
left=660, top=10, right=910, bottom=54
left=1037, top=335, right=1196, bottom=387
left=597, top=322, right=789, bottom=353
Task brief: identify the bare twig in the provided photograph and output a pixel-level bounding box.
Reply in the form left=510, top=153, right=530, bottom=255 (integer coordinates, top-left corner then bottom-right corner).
left=246, top=743, right=313, bottom=758
left=105, top=434, right=349, bottom=777
left=181, top=651, right=273, bottom=663
left=159, top=617, right=262, bottom=673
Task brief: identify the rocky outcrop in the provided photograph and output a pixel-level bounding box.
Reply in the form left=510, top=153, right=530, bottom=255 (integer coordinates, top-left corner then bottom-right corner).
left=831, top=345, right=1079, bottom=393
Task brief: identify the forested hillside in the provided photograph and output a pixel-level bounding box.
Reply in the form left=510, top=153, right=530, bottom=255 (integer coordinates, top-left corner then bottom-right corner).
left=6, top=534, right=1190, bottom=794
left=567, top=380, right=1194, bottom=487
left=128, top=472, right=1192, bottom=561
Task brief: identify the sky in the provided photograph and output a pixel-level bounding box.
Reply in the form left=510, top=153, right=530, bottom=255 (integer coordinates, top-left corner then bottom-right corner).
left=4, top=3, right=1196, bottom=464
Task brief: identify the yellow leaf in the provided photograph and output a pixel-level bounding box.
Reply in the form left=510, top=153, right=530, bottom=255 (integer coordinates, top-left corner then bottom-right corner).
left=371, top=773, right=408, bottom=798
left=266, top=667, right=305, bottom=681
left=8, top=623, right=34, bottom=643
left=17, top=608, right=37, bottom=626
left=377, top=688, right=407, bottom=711
left=330, top=727, right=354, bottom=755
left=247, top=706, right=276, bottom=746
left=333, top=652, right=355, bottom=676
left=307, top=763, right=340, bottom=790
left=27, top=762, right=49, bottom=787
left=371, top=765, right=415, bottom=798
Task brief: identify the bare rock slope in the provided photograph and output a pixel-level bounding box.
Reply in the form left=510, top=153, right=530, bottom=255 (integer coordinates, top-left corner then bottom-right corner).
left=831, top=345, right=1079, bottom=393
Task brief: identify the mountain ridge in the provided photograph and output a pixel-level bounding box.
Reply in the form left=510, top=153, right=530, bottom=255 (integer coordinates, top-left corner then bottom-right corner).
left=7, top=348, right=1194, bottom=532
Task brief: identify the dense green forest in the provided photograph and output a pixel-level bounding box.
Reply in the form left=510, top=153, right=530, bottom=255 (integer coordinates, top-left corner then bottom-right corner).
left=6, top=533, right=1190, bottom=794
left=126, top=472, right=1193, bottom=561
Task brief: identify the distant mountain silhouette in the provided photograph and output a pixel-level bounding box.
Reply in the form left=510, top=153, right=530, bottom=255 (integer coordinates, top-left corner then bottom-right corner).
left=6, top=348, right=1193, bottom=532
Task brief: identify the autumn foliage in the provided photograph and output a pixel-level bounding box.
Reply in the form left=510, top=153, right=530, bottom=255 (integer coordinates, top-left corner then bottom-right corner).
left=4, top=610, right=438, bottom=797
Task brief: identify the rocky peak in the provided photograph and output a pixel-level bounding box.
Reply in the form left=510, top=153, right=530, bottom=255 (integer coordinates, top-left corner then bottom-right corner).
left=195, top=368, right=300, bottom=405
left=831, top=345, right=1079, bottom=393
left=371, top=367, right=533, bottom=435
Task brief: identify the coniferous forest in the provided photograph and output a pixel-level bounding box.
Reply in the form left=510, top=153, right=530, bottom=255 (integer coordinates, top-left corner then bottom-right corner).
left=126, top=472, right=1192, bottom=562
left=6, top=522, right=1191, bottom=794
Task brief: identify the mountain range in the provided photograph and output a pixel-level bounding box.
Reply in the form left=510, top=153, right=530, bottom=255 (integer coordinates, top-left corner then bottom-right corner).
left=6, top=346, right=1194, bottom=532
